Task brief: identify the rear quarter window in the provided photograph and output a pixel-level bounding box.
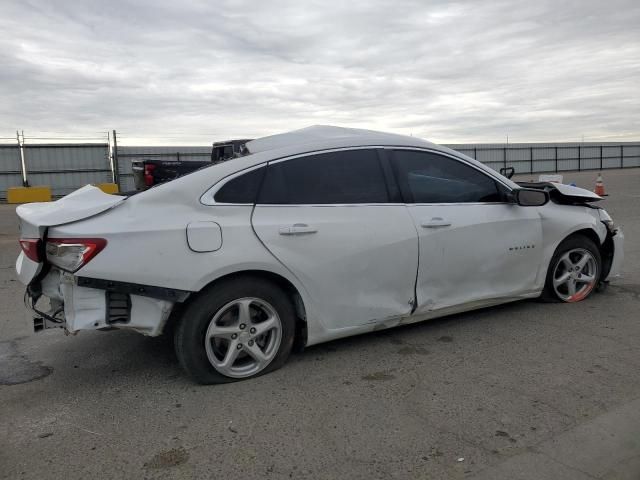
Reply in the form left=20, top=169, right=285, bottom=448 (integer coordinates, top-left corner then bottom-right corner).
left=214, top=167, right=266, bottom=204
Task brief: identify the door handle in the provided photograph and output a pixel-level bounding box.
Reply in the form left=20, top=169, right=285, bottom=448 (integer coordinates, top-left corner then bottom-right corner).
left=278, top=223, right=318, bottom=235
left=421, top=217, right=452, bottom=228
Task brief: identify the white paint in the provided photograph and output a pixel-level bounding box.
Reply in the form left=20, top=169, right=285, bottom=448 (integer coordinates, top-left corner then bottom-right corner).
left=14, top=126, right=624, bottom=347
left=608, top=230, right=624, bottom=278
left=186, top=221, right=222, bottom=252
left=552, top=182, right=602, bottom=200
left=252, top=204, right=418, bottom=330
left=15, top=252, right=41, bottom=285
left=59, top=279, right=173, bottom=336
left=16, top=185, right=124, bottom=227
left=407, top=203, right=543, bottom=313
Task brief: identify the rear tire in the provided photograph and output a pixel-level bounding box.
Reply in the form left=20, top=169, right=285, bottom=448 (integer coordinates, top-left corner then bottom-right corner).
left=541, top=235, right=601, bottom=303
left=175, top=277, right=296, bottom=384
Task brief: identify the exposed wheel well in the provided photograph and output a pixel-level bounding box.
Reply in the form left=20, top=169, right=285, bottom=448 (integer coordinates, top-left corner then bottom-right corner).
left=559, top=227, right=613, bottom=279
left=165, top=270, right=308, bottom=350
left=567, top=228, right=601, bottom=248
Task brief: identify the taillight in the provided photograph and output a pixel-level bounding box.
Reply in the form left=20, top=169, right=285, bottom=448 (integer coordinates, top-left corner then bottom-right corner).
left=144, top=163, right=156, bottom=187
left=45, top=238, right=107, bottom=272
left=19, top=238, right=42, bottom=262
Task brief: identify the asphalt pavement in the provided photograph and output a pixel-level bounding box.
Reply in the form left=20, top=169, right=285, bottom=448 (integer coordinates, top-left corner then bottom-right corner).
left=1, top=168, right=639, bottom=479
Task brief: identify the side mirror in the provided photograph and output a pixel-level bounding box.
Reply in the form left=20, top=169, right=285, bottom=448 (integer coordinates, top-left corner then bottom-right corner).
left=500, top=166, right=515, bottom=179
left=514, top=188, right=549, bottom=207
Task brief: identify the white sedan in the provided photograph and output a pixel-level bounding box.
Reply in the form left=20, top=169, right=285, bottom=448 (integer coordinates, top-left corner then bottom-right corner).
left=16, top=126, right=624, bottom=383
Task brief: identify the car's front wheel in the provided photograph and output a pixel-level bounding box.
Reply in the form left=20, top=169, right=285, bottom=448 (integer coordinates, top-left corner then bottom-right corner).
left=175, top=277, right=296, bottom=384
left=542, top=235, right=601, bottom=303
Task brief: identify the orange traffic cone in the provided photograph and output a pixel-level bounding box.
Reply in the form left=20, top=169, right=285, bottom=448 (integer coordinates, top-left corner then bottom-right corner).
left=594, top=172, right=607, bottom=196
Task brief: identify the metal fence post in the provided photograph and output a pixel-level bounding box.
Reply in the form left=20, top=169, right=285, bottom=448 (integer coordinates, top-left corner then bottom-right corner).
left=554, top=146, right=558, bottom=172
left=503, top=147, right=507, bottom=170
left=473, top=147, right=477, bottom=160
left=17, top=130, right=28, bottom=187
left=112, top=129, right=120, bottom=187
left=578, top=145, right=581, bottom=171
left=620, top=145, right=624, bottom=168
left=530, top=147, right=533, bottom=174
left=599, top=145, right=603, bottom=170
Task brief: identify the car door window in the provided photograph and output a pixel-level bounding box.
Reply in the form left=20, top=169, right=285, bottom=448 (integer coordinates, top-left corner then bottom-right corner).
left=214, top=167, right=266, bottom=203
left=392, top=150, right=502, bottom=203
left=258, top=149, right=389, bottom=204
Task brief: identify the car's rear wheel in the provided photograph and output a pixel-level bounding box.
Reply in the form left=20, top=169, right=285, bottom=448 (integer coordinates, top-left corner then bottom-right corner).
left=175, top=277, right=296, bottom=384
left=542, top=235, right=601, bottom=303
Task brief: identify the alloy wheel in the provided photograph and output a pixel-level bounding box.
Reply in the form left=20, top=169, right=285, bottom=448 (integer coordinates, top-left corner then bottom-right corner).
left=204, top=297, right=282, bottom=378
left=552, top=248, right=598, bottom=302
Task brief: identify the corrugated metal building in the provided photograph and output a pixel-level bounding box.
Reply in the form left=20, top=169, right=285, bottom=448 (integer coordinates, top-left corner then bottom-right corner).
left=22, top=144, right=112, bottom=197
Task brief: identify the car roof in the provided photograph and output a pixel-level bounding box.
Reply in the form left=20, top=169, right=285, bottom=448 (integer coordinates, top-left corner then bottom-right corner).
left=131, top=125, right=518, bottom=205
left=245, top=125, right=438, bottom=155
left=243, top=125, right=517, bottom=189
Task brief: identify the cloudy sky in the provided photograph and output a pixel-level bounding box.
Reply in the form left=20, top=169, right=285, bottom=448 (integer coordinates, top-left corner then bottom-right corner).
left=1, top=0, right=639, bottom=145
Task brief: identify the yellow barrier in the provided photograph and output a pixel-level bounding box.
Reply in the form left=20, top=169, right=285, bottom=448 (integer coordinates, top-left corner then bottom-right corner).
left=96, top=183, right=119, bottom=194
left=7, top=186, right=52, bottom=204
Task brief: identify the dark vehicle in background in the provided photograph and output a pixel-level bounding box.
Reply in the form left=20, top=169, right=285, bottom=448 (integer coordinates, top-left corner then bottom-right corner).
left=132, top=139, right=251, bottom=190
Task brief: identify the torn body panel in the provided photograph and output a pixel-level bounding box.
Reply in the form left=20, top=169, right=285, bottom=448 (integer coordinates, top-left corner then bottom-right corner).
left=32, top=269, right=174, bottom=336
left=605, top=229, right=624, bottom=280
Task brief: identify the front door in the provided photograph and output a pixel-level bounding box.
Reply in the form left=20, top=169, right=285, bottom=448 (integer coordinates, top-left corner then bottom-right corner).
left=390, top=149, right=543, bottom=313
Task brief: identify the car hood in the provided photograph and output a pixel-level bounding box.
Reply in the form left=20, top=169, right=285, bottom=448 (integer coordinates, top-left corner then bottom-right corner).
left=551, top=182, right=602, bottom=201
left=16, top=185, right=125, bottom=231
left=517, top=181, right=602, bottom=203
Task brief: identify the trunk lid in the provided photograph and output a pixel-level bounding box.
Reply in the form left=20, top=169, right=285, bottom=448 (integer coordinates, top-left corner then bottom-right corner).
left=17, top=185, right=125, bottom=232
left=16, top=185, right=125, bottom=284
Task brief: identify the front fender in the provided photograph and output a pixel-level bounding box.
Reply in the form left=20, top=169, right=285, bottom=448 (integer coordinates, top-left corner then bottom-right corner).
left=535, top=205, right=605, bottom=289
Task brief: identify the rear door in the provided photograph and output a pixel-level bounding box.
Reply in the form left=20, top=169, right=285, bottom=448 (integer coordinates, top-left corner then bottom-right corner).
left=390, top=149, right=543, bottom=313
left=251, top=148, right=419, bottom=331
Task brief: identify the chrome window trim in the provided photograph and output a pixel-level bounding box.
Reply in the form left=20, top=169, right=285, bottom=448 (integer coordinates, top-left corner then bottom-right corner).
left=267, top=145, right=383, bottom=166
left=201, top=144, right=516, bottom=207
left=254, top=203, right=407, bottom=207
left=254, top=202, right=512, bottom=207
left=386, top=146, right=515, bottom=191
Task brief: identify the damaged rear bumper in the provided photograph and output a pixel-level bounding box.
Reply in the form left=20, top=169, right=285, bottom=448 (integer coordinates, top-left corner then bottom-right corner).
left=28, top=270, right=187, bottom=336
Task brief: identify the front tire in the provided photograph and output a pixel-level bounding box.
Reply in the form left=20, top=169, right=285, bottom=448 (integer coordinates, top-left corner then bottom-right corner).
left=175, top=277, right=296, bottom=384
left=542, top=235, right=601, bottom=303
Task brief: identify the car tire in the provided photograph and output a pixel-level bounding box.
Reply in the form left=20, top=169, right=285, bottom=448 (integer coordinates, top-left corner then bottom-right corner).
left=174, top=276, right=296, bottom=384
left=541, top=235, right=601, bottom=303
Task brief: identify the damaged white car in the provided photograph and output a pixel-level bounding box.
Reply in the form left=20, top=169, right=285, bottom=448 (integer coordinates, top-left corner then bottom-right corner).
left=16, top=126, right=624, bottom=384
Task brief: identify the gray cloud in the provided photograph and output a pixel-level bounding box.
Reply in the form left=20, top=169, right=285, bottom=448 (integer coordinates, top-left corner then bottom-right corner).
left=1, top=0, right=638, bottom=144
